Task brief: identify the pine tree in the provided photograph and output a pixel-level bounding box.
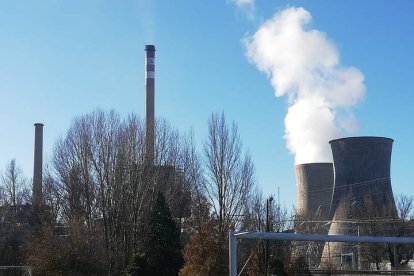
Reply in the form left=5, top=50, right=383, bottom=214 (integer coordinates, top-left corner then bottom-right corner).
left=140, top=192, right=183, bottom=276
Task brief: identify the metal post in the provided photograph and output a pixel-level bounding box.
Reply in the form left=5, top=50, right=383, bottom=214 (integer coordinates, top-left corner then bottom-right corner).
left=393, top=244, right=398, bottom=273
left=352, top=252, right=355, bottom=270
left=229, top=231, right=237, bottom=276
left=265, top=197, right=273, bottom=276
left=328, top=241, right=331, bottom=263
left=265, top=199, right=268, bottom=276
left=231, top=231, right=414, bottom=275
left=357, top=225, right=361, bottom=270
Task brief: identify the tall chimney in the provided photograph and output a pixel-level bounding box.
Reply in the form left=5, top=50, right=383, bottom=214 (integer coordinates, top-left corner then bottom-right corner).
left=33, top=123, right=44, bottom=208
left=145, top=45, right=155, bottom=165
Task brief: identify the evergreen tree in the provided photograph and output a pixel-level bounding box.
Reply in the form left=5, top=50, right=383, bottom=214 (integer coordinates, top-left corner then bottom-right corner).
left=140, top=192, right=183, bottom=276
left=126, top=253, right=150, bottom=276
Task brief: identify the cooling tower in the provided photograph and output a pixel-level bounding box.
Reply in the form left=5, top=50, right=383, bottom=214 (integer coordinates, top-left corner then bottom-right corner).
left=295, top=163, right=334, bottom=220
left=145, top=44, right=155, bottom=165
left=329, top=136, right=396, bottom=218
left=321, top=137, right=397, bottom=269
left=33, top=123, right=44, bottom=209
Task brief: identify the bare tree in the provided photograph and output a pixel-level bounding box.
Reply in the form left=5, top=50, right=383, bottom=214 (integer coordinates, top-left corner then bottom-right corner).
left=201, top=112, right=256, bottom=273
left=388, top=194, right=414, bottom=269
left=179, top=191, right=221, bottom=276
left=357, top=194, right=414, bottom=270
left=203, top=112, right=255, bottom=233
left=238, top=190, right=291, bottom=275
left=0, top=160, right=30, bottom=266
left=42, top=164, right=64, bottom=223
left=357, top=195, right=389, bottom=270
left=1, top=159, right=29, bottom=207
left=47, top=110, right=197, bottom=274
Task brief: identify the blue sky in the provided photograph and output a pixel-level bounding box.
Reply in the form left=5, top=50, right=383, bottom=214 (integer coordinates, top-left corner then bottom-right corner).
left=0, top=1, right=413, bottom=209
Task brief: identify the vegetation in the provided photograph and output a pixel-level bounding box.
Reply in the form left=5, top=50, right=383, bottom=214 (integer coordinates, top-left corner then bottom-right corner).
left=0, top=110, right=290, bottom=275
left=126, top=193, right=183, bottom=275
left=2, top=109, right=412, bottom=275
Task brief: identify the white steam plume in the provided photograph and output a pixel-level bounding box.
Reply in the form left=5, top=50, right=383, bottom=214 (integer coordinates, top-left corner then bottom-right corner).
left=244, top=7, right=365, bottom=164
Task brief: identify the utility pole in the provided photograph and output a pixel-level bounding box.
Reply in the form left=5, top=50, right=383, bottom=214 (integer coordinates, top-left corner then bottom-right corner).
left=265, top=196, right=273, bottom=275
left=357, top=225, right=361, bottom=270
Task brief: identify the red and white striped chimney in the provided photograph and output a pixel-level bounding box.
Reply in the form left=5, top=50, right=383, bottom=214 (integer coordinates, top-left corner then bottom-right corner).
left=145, top=45, right=155, bottom=165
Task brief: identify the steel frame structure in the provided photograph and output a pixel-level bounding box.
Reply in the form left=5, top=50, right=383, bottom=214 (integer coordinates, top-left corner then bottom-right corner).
left=229, top=231, right=414, bottom=276
left=0, top=266, right=32, bottom=276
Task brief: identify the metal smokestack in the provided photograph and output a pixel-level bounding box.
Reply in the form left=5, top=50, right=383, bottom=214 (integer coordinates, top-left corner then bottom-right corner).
left=33, top=123, right=44, bottom=208
left=145, top=45, right=155, bottom=165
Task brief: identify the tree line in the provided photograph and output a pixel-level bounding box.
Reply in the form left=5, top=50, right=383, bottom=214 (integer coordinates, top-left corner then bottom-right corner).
left=0, top=110, right=292, bottom=275
left=2, top=109, right=412, bottom=275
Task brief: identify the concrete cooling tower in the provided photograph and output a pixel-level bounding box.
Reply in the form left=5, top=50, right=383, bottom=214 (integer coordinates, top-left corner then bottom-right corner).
left=295, top=163, right=334, bottom=220
left=321, top=136, right=397, bottom=269
left=329, top=136, right=396, bottom=218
